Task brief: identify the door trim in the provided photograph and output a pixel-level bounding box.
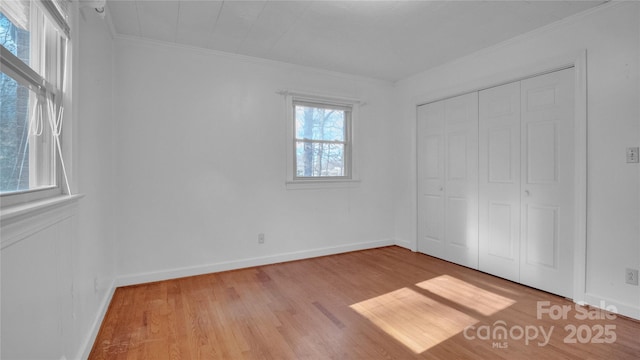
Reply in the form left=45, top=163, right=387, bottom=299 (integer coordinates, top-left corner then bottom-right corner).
left=571, top=51, right=587, bottom=305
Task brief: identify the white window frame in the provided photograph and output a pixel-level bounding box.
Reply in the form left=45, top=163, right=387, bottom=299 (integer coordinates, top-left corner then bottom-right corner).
left=0, top=0, right=71, bottom=208
left=284, top=91, right=360, bottom=189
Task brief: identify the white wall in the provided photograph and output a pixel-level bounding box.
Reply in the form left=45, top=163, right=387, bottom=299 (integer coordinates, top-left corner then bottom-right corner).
left=73, top=6, right=118, bottom=357
left=113, top=37, right=396, bottom=284
left=0, top=6, right=117, bottom=359
left=393, top=2, right=640, bottom=318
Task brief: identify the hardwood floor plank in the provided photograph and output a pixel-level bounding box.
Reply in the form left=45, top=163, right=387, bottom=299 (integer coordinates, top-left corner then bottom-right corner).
left=89, top=246, right=640, bottom=359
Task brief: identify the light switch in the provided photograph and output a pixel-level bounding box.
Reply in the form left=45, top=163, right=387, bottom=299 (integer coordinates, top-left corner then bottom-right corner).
left=627, top=147, right=639, bottom=163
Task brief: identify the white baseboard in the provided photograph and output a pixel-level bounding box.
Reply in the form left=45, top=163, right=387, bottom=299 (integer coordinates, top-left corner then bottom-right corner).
left=115, top=239, right=395, bottom=287
left=77, top=278, right=117, bottom=360
left=394, top=238, right=415, bottom=251
left=582, top=292, right=640, bottom=321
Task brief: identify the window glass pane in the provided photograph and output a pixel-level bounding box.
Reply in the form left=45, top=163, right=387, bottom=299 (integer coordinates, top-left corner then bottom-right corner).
left=296, top=141, right=345, bottom=177
left=1, top=72, right=32, bottom=192
left=0, top=9, right=31, bottom=66
left=0, top=72, right=55, bottom=194
left=295, top=104, right=346, bottom=141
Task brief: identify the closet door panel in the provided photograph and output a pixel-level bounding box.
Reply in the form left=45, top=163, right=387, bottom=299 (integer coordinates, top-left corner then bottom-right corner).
left=417, top=93, right=478, bottom=269
left=520, top=68, right=574, bottom=298
left=417, top=102, right=445, bottom=258
left=447, top=133, right=468, bottom=180
left=479, top=81, right=521, bottom=282
left=488, top=127, right=514, bottom=182
left=488, top=202, right=515, bottom=259
left=524, top=204, right=559, bottom=268
left=443, top=93, right=478, bottom=268
left=527, top=121, right=558, bottom=183
left=446, top=196, right=468, bottom=248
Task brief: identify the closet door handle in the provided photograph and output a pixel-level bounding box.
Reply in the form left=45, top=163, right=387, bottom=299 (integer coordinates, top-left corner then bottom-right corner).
left=439, top=186, right=444, bottom=192
left=524, top=189, right=530, bottom=197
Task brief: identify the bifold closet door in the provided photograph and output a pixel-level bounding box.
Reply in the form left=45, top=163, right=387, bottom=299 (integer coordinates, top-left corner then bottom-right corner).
left=478, top=81, right=522, bottom=283
left=479, top=68, right=575, bottom=298
left=519, top=69, right=575, bottom=298
left=417, top=93, right=478, bottom=269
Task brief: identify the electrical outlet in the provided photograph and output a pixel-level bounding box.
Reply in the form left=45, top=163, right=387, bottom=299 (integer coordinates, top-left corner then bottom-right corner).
left=625, top=268, right=639, bottom=285
left=258, top=233, right=265, bottom=244
left=626, top=147, right=639, bottom=163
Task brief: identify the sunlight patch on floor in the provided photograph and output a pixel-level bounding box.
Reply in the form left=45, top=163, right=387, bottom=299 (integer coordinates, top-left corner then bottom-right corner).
left=416, top=275, right=516, bottom=316
left=350, top=287, right=477, bottom=353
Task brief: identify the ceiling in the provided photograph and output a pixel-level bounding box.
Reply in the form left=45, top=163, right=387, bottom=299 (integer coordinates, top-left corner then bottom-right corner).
left=105, top=0, right=606, bottom=82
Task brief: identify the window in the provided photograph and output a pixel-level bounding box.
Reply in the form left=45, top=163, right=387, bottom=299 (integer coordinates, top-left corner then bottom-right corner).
left=285, top=92, right=359, bottom=188
left=1, top=0, right=71, bottom=205
left=294, top=100, right=351, bottom=179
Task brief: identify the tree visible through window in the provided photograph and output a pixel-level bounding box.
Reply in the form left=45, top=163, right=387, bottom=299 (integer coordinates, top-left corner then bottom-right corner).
left=294, top=101, right=351, bottom=179
left=1, top=11, right=32, bottom=192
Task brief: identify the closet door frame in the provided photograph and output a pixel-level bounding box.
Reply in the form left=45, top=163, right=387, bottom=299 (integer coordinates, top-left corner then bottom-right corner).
left=414, top=50, right=587, bottom=303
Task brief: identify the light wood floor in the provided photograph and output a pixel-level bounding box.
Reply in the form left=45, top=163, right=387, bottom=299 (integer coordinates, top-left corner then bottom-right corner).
left=90, top=246, right=640, bottom=359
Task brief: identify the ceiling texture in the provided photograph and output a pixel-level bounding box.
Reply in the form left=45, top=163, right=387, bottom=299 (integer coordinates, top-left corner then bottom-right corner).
left=105, top=0, right=607, bottom=82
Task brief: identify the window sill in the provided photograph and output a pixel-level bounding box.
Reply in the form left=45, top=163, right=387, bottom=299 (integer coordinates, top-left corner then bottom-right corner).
left=285, top=179, right=361, bottom=190
left=1, top=194, right=84, bottom=224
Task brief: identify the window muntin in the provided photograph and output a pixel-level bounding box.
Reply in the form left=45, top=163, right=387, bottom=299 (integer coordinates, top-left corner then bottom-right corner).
left=0, top=1, right=69, bottom=201
left=293, top=100, right=351, bottom=179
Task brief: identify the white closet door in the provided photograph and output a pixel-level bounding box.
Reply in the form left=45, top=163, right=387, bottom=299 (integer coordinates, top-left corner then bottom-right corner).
left=479, top=82, right=521, bottom=282
left=520, top=68, right=574, bottom=298
left=444, top=94, right=479, bottom=268
left=417, top=101, right=445, bottom=259
left=418, top=93, right=478, bottom=269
